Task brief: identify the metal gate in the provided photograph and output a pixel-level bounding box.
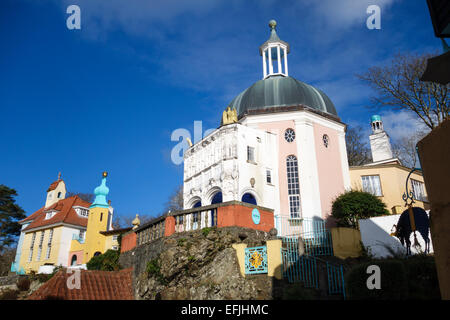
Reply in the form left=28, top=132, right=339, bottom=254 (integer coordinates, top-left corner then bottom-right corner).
left=326, top=262, right=346, bottom=299
left=281, top=248, right=318, bottom=288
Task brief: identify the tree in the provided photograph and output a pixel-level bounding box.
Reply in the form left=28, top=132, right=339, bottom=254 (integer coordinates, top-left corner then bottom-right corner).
left=164, top=185, right=183, bottom=213
left=331, top=190, right=389, bottom=229
left=392, top=130, right=428, bottom=168
left=66, top=192, right=94, bottom=203
left=86, top=249, right=121, bottom=271
left=358, top=52, right=449, bottom=130
left=0, top=247, right=16, bottom=276
left=112, top=213, right=153, bottom=229
left=0, top=185, right=26, bottom=250
left=346, top=125, right=372, bottom=166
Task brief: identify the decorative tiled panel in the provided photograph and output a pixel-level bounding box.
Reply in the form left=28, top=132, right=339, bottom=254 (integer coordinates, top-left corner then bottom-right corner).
left=245, top=246, right=268, bottom=274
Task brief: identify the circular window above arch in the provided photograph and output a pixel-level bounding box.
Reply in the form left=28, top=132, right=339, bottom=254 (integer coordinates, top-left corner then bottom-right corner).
left=284, top=128, right=296, bottom=142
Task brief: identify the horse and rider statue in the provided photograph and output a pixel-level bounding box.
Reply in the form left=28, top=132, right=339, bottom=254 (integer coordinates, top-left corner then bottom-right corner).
left=391, top=206, right=431, bottom=255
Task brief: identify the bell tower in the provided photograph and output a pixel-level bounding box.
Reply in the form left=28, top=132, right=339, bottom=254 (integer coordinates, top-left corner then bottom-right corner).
left=45, top=172, right=66, bottom=208
left=369, top=115, right=394, bottom=163
left=260, top=20, right=290, bottom=79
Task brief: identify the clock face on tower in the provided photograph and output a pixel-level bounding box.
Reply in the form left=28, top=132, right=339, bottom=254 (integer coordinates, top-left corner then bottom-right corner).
left=284, top=128, right=295, bottom=142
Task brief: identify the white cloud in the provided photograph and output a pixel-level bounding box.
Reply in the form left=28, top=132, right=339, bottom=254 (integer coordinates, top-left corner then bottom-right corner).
left=379, top=110, right=430, bottom=142
left=301, top=0, right=397, bottom=29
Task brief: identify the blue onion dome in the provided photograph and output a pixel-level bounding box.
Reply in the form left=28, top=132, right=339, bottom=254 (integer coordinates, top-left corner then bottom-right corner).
left=91, top=171, right=109, bottom=208
left=228, top=75, right=338, bottom=119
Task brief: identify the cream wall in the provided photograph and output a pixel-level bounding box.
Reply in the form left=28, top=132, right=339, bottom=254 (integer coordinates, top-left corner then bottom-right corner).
left=19, top=225, right=83, bottom=273
left=349, top=165, right=429, bottom=213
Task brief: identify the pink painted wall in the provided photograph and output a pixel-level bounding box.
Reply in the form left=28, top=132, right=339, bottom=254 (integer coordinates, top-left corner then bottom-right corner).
left=313, top=122, right=345, bottom=219
left=68, top=250, right=84, bottom=266
left=257, top=120, right=298, bottom=217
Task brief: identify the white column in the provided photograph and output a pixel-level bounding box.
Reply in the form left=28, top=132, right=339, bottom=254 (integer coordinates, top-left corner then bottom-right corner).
left=268, top=46, right=274, bottom=75
left=277, top=45, right=282, bottom=74
left=294, top=118, right=322, bottom=220
left=283, top=47, right=288, bottom=76
left=338, top=131, right=351, bottom=190
left=262, top=49, right=267, bottom=78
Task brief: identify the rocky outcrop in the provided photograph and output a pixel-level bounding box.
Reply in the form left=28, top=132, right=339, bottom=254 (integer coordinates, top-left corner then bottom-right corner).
left=122, top=227, right=278, bottom=300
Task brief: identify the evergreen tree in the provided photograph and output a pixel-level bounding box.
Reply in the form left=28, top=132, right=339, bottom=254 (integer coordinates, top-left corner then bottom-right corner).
left=0, top=185, right=26, bottom=250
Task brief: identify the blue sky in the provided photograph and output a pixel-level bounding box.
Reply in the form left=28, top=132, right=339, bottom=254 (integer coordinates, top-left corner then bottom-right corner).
left=0, top=0, right=441, bottom=220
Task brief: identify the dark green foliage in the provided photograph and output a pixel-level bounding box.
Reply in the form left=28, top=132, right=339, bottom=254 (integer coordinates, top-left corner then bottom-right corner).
left=346, top=260, right=408, bottom=300
left=177, top=238, right=186, bottom=246
left=146, top=258, right=167, bottom=284
left=331, top=190, right=389, bottom=228
left=16, top=277, right=30, bottom=291
left=202, top=227, right=213, bottom=237
left=403, top=254, right=441, bottom=300
left=345, top=255, right=440, bottom=300
left=0, top=185, right=26, bottom=249
left=86, top=249, right=121, bottom=271
left=0, top=289, right=19, bottom=300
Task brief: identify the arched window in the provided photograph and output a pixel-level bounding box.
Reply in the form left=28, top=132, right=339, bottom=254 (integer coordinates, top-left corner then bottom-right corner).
left=241, top=193, right=257, bottom=205
left=211, top=192, right=223, bottom=204
left=286, top=155, right=301, bottom=219
left=71, top=255, right=77, bottom=266
left=193, top=201, right=202, bottom=208
left=94, top=251, right=101, bottom=257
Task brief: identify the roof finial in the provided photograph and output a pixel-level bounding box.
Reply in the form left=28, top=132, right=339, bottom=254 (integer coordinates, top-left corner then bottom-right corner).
left=269, top=19, right=277, bottom=30
left=58, top=172, right=61, bottom=180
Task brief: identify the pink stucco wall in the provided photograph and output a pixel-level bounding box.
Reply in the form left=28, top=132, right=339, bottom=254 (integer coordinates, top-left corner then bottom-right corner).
left=313, top=122, right=345, bottom=219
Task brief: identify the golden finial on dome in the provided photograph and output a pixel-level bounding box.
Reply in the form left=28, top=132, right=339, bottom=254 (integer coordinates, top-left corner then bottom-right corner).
left=102, top=171, right=108, bottom=178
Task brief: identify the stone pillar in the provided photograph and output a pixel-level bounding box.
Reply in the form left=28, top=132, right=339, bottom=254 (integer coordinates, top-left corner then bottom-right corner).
left=232, top=243, right=247, bottom=277
left=164, top=216, right=176, bottom=237
left=266, top=239, right=282, bottom=279
left=417, top=119, right=450, bottom=300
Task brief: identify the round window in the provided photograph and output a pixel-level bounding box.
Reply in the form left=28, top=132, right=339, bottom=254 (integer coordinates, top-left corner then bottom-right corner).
left=285, top=128, right=296, bottom=142
left=323, top=134, right=329, bottom=148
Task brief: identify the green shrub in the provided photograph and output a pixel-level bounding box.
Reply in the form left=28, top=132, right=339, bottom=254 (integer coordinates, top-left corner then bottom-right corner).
left=146, top=258, right=167, bottom=285
left=146, top=259, right=161, bottom=276
left=331, top=190, right=389, bottom=228
left=403, top=254, right=440, bottom=300
left=202, top=227, right=212, bottom=237
left=0, top=289, right=19, bottom=300
left=345, top=260, right=408, bottom=300
left=177, top=238, right=186, bottom=246
left=16, top=277, right=30, bottom=291
left=86, top=250, right=121, bottom=271
left=345, top=255, right=440, bottom=300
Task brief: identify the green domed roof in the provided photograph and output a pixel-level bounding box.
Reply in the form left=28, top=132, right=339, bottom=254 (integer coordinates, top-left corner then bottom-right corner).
left=228, top=75, right=337, bottom=118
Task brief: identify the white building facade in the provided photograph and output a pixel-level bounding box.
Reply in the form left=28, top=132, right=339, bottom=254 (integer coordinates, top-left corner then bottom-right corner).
left=183, top=21, right=351, bottom=235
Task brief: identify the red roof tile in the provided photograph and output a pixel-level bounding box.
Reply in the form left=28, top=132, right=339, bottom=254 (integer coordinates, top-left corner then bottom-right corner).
left=21, top=196, right=92, bottom=231
left=47, top=179, right=63, bottom=192
left=27, top=268, right=134, bottom=300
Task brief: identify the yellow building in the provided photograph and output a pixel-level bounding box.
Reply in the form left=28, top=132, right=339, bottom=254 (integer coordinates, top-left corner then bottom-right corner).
left=350, top=161, right=429, bottom=214
left=14, top=176, right=91, bottom=274
left=12, top=173, right=120, bottom=274
left=349, top=115, right=429, bottom=214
